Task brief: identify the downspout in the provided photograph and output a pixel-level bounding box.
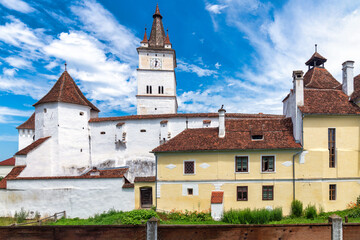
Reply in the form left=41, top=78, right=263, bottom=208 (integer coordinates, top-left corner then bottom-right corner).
left=292, top=150, right=302, bottom=201
left=155, top=154, right=158, bottom=210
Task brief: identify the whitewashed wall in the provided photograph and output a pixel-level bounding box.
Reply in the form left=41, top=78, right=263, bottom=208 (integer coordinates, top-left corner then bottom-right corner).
left=18, top=129, right=34, bottom=150
left=0, top=178, right=134, bottom=218
left=0, top=166, right=13, bottom=178
left=90, top=116, right=219, bottom=181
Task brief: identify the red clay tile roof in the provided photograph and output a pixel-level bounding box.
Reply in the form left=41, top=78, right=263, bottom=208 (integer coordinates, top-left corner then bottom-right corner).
left=299, top=89, right=360, bottom=115
left=122, top=183, right=134, bottom=188
left=134, top=176, right=156, bottom=182
left=116, top=122, right=125, bottom=127
left=13, top=167, right=128, bottom=181
left=164, top=31, right=171, bottom=45
left=33, top=71, right=99, bottom=112
left=0, top=157, right=15, bottom=166
left=160, top=120, right=168, bottom=124
left=350, top=74, right=360, bottom=102
left=305, top=52, right=327, bottom=66
left=303, top=67, right=341, bottom=90
left=153, top=117, right=301, bottom=153
left=89, top=113, right=283, bottom=123
left=16, top=113, right=35, bottom=129
left=211, top=191, right=224, bottom=204
left=0, top=165, right=25, bottom=189
left=203, top=120, right=211, bottom=124
left=15, top=137, right=51, bottom=156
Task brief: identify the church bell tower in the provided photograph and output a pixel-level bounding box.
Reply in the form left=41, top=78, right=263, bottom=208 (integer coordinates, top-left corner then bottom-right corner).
left=136, top=4, right=178, bottom=115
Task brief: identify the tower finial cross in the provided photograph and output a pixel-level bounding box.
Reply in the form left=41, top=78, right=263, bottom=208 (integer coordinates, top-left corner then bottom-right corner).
left=315, top=44, right=317, bottom=53
left=65, top=62, right=67, bottom=71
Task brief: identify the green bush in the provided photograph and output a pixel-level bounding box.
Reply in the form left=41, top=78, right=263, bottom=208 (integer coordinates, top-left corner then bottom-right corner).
left=167, top=210, right=212, bottom=222
left=349, top=207, right=360, bottom=218
left=291, top=200, right=303, bottom=218
left=14, top=208, right=29, bottom=223
left=357, top=195, right=360, bottom=206
left=304, top=204, right=317, bottom=219
left=222, top=207, right=282, bottom=224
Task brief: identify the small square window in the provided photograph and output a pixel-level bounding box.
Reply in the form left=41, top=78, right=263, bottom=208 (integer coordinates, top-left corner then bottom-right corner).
left=329, top=184, right=336, bottom=200
left=262, top=186, right=274, bottom=200
left=235, top=156, right=248, bottom=172
left=237, top=186, right=248, bottom=201
left=140, top=129, right=146, bottom=132
left=100, top=131, right=106, bottom=135
left=262, top=156, right=275, bottom=172
left=184, top=161, right=195, bottom=174
left=187, top=188, right=193, bottom=195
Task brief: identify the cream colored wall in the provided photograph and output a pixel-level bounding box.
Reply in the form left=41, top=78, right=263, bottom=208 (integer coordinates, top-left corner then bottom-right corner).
left=157, top=150, right=299, bottom=181
left=301, top=115, right=360, bottom=178
left=139, top=53, right=174, bottom=71
left=134, top=182, right=155, bottom=209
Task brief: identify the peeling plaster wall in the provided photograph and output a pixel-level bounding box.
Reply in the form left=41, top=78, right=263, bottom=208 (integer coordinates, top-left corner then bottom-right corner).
left=0, top=178, right=134, bottom=218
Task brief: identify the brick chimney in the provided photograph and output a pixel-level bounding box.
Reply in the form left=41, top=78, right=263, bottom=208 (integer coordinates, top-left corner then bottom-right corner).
left=342, top=61, right=354, bottom=96
left=218, top=106, right=226, bottom=138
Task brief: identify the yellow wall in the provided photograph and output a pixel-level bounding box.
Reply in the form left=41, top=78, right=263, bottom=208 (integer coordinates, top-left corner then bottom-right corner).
left=134, top=182, right=156, bottom=209
left=301, top=115, right=360, bottom=178
left=153, top=115, right=360, bottom=215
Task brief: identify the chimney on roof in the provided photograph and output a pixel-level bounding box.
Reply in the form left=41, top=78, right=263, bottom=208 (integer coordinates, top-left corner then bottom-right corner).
left=218, top=105, right=226, bottom=138
left=293, top=70, right=304, bottom=107
left=342, top=61, right=355, bottom=96
left=293, top=70, right=304, bottom=143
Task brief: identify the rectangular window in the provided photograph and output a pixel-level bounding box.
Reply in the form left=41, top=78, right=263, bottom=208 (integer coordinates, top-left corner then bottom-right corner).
left=328, top=128, right=336, bottom=168
left=237, top=186, right=248, bottom=201
left=329, top=184, right=336, bottom=200
left=146, top=85, right=152, bottom=94
left=187, top=188, right=193, bottom=195
left=235, top=156, right=248, bottom=172
left=262, top=186, right=274, bottom=200
left=184, top=161, right=195, bottom=174
left=262, top=156, right=275, bottom=172
left=158, top=86, right=164, bottom=94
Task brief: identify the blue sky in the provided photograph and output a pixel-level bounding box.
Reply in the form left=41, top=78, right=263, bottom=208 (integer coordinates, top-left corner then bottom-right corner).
left=1, top=0, right=360, bottom=160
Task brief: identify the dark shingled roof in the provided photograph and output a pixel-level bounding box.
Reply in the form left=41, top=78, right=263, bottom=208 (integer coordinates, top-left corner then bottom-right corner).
left=148, top=4, right=166, bottom=48
left=0, top=165, right=25, bottom=189
left=303, top=67, right=341, bottom=90
left=134, top=176, right=156, bottom=182
left=299, top=89, right=360, bottom=115
left=0, top=157, right=15, bottom=166
left=15, top=137, right=51, bottom=156
left=305, top=52, right=327, bottom=66
left=33, top=71, right=99, bottom=112
left=153, top=117, right=301, bottom=153
left=211, top=191, right=224, bottom=204
left=17, top=113, right=35, bottom=130
left=89, top=113, right=283, bottom=123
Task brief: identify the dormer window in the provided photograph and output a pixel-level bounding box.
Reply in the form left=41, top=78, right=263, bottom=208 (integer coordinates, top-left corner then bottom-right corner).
left=251, top=135, right=263, bottom=140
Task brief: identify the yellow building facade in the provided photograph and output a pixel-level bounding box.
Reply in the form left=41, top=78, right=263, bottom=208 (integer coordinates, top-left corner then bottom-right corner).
left=136, top=52, right=360, bottom=217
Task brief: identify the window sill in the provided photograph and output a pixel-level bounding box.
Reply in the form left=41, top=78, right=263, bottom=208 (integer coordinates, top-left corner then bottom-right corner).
left=261, top=171, right=276, bottom=174
left=235, top=172, right=249, bottom=174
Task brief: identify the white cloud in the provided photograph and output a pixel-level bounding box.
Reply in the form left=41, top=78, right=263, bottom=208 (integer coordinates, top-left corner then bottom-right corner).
left=178, top=60, right=217, bottom=77
left=0, top=106, right=33, bottom=124
left=5, top=56, right=32, bottom=68
left=181, top=0, right=360, bottom=114
left=0, top=0, right=35, bottom=13
left=215, top=62, right=221, bottom=69
left=3, top=68, right=16, bottom=76
left=205, top=3, right=227, bottom=14
left=70, top=0, right=140, bottom=64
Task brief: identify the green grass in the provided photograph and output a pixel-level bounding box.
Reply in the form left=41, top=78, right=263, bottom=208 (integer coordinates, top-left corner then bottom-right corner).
left=0, top=217, right=15, bottom=226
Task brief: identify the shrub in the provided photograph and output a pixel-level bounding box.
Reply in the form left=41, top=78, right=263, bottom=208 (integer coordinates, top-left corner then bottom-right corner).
left=357, top=195, right=360, bottom=206
left=222, top=207, right=282, bottom=224
left=349, top=207, right=360, bottom=218
left=291, top=200, right=303, bottom=218
left=166, top=209, right=212, bottom=222
left=14, top=208, right=29, bottom=223
left=304, top=204, right=317, bottom=219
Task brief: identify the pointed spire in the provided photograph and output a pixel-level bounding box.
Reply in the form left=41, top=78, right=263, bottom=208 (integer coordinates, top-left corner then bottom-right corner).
left=164, top=29, right=171, bottom=45
left=64, top=61, right=67, bottom=71
left=141, top=28, right=148, bottom=43
left=149, top=4, right=166, bottom=47
left=153, top=3, right=162, bottom=18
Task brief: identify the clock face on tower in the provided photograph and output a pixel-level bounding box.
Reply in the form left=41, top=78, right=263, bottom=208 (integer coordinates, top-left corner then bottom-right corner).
left=150, top=57, right=162, bottom=70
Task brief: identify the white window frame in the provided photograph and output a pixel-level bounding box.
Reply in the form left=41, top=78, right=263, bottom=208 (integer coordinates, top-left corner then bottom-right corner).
left=260, top=155, right=276, bottom=173
left=183, top=160, right=196, bottom=175
left=234, top=155, right=250, bottom=174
